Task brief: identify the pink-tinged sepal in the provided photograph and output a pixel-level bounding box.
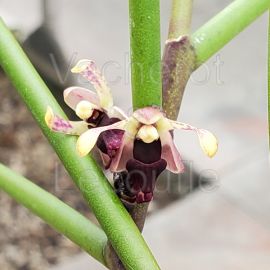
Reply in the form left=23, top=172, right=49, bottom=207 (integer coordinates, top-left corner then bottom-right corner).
left=109, top=117, right=141, bottom=172
left=110, top=133, right=134, bottom=172
left=170, top=120, right=218, bottom=158
left=133, top=107, right=163, bottom=125
left=159, top=131, right=185, bottom=174
left=99, top=151, right=112, bottom=169
left=64, top=86, right=100, bottom=110
left=45, top=107, right=88, bottom=135
left=71, top=60, right=113, bottom=110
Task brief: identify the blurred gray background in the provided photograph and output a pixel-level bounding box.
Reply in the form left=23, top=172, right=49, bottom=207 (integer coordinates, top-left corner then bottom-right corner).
left=0, top=0, right=269, bottom=269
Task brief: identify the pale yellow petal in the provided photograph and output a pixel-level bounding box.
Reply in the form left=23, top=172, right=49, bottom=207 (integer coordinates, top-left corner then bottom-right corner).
left=76, top=120, right=127, bottom=157
left=45, top=106, right=88, bottom=135
left=170, top=119, right=218, bottom=158
left=169, top=120, right=193, bottom=130
left=71, top=59, right=90, bottom=73
left=124, top=117, right=141, bottom=139
left=197, top=129, right=218, bottom=158
left=76, top=129, right=97, bottom=157
left=71, top=59, right=113, bottom=110
left=156, top=117, right=174, bottom=133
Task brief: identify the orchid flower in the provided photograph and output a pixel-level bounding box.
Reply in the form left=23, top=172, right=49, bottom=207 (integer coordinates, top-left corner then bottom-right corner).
left=75, top=106, right=217, bottom=203
left=46, top=59, right=126, bottom=128
left=45, top=60, right=127, bottom=167
left=45, top=60, right=218, bottom=203
left=77, top=106, right=218, bottom=173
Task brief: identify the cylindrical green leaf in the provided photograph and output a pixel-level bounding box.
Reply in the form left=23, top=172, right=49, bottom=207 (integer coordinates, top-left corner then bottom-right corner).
left=192, top=0, right=270, bottom=67
left=0, top=163, right=107, bottom=265
left=129, top=0, right=162, bottom=109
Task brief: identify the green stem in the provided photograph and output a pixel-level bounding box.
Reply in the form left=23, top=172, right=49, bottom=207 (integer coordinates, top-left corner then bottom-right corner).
left=162, top=36, right=195, bottom=120
left=192, top=0, right=270, bottom=68
left=168, top=0, right=193, bottom=39
left=0, top=18, right=160, bottom=270
left=129, top=0, right=162, bottom=109
left=162, top=0, right=195, bottom=119
left=268, top=10, right=270, bottom=141
left=0, top=163, right=107, bottom=265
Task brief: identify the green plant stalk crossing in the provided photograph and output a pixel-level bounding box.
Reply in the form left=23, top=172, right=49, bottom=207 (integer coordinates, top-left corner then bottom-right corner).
left=0, top=163, right=107, bottom=264
left=0, top=18, right=160, bottom=270
left=129, top=0, right=162, bottom=109
left=192, top=0, right=270, bottom=68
